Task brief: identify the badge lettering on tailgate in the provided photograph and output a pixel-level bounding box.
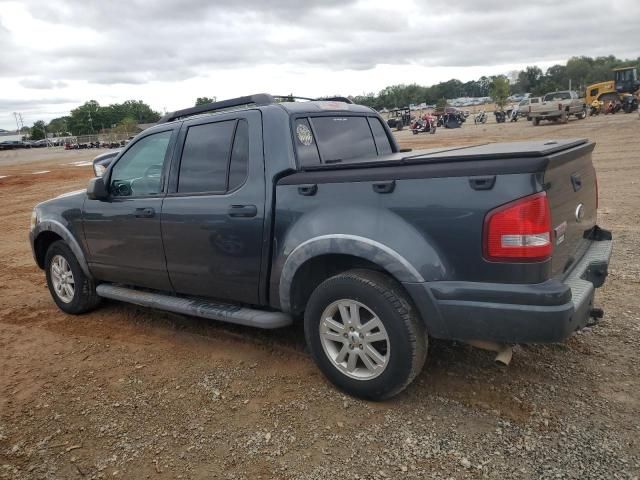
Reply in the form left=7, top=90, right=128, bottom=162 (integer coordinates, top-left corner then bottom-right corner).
left=554, top=221, right=567, bottom=245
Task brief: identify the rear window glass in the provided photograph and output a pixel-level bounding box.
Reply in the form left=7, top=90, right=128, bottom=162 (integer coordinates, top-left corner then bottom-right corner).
left=310, top=116, right=377, bottom=163
left=293, top=115, right=393, bottom=167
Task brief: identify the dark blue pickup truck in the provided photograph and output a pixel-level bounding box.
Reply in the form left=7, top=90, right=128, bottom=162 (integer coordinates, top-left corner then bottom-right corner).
left=30, top=94, right=612, bottom=399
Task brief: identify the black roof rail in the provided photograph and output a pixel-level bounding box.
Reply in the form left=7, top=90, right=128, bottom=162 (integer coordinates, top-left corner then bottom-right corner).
left=316, top=96, right=354, bottom=104
left=272, top=95, right=354, bottom=104
left=157, top=93, right=275, bottom=124
left=272, top=95, right=316, bottom=102
left=157, top=93, right=355, bottom=124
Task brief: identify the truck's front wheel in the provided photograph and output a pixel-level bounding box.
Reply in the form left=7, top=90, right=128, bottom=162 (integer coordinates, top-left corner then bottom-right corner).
left=304, top=269, right=427, bottom=400
left=45, top=240, right=101, bottom=314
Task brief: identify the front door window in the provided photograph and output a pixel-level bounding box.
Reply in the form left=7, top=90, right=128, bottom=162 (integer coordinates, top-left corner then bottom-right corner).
left=110, top=131, right=172, bottom=197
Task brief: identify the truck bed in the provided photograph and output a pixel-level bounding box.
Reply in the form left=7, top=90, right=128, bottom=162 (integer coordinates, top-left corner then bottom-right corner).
left=274, top=138, right=597, bottom=290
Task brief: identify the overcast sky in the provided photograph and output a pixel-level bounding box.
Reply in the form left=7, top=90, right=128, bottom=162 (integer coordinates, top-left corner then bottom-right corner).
left=0, top=0, right=638, bottom=130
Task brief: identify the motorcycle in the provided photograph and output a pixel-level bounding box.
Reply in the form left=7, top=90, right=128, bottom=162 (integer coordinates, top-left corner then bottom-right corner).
left=509, top=108, right=519, bottom=122
left=605, top=101, right=622, bottom=114
left=622, top=95, right=638, bottom=113
left=474, top=110, right=487, bottom=125
left=589, top=102, right=602, bottom=116
left=410, top=115, right=437, bottom=134
left=494, top=110, right=506, bottom=123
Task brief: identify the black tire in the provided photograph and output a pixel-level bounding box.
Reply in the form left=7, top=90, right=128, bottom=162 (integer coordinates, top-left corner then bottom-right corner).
left=45, top=240, right=101, bottom=314
left=533, top=117, right=540, bottom=126
left=304, top=269, right=427, bottom=400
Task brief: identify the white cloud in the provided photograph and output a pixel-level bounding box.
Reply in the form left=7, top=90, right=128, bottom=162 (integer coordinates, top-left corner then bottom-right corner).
left=0, top=0, right=638, bottom=128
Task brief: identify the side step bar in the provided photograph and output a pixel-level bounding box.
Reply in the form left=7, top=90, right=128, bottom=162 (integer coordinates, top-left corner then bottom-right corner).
left=96, top=284, right=292, bottom=329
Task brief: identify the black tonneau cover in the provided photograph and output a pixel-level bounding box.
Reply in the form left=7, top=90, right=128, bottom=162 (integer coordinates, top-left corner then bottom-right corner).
left=301, top=138, right=588, bottom=171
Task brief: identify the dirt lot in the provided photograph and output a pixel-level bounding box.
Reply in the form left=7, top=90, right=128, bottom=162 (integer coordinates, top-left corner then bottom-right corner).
left=1, top=114, right=639, bottom=479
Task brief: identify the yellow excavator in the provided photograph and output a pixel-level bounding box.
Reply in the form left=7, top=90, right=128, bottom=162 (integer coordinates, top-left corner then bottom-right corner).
left=585, top=66, right=639, bottom=113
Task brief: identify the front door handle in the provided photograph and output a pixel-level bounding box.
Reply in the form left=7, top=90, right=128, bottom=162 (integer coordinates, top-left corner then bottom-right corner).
left=135, top=207, right=155, bottom=218
left=228, top=204, right=258, bottom=218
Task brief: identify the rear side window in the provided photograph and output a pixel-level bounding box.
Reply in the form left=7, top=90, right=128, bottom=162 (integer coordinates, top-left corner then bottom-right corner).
left=367, top=117, right=392, bottom=155
left=310, top=116, right=377, bottom=163
left=228, top=119, right=249, bottom=191
left=178, top=121, right=235, bottom=193
left=294, top=118, right=321, bottom=167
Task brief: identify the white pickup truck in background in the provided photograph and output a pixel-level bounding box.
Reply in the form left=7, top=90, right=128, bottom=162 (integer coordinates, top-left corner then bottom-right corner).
left=529, top=90, right=587, bottom=125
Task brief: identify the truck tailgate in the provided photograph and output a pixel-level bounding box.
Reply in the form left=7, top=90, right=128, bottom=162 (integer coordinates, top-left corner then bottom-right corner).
left=542, top=141, right=598, bottom=277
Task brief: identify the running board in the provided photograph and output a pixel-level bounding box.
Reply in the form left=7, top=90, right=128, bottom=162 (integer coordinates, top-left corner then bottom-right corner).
left=96, top=284, right=292, bottom=329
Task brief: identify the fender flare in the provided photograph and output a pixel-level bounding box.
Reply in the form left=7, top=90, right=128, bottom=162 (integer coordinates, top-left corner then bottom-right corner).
left=32, top=220, right=92, bottom=278
left=278, top=234, right=425, bottom=312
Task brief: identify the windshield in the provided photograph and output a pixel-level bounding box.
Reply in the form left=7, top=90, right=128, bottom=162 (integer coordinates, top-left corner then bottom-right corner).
left=544, top=92, right=572, bottom=101
left=294, top=116, right=393, bottom=167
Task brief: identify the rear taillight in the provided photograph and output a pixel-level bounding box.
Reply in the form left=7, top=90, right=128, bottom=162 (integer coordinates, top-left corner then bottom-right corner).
left=483, top=192, right=552, bottom=262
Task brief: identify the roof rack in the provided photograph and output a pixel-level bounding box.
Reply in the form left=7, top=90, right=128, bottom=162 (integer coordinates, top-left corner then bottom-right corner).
left=157, top=93, right=354, bottom=124
left=316, top=96, right=354, bottom=104
left=157, top=93, right=275, bottom=124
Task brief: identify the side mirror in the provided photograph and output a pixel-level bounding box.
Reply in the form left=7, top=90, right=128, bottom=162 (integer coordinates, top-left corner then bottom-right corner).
left=87, top=176, right=109, bottom=200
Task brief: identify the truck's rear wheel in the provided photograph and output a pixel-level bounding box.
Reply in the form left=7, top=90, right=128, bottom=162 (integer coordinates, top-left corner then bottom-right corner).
left=45, top=240, right=101, bottom=314
left=533, top=117, right=540, bottom=126
left=304, top=269, right=427, bottom=400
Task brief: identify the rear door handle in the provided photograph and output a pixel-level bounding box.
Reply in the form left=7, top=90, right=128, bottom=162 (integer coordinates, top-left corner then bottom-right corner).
left=297, top=184, right=317, bottom=196
left=228, top=204, right=257, bottom=218
left=372, top=180, right=395, bottom=194
left=134, top=207, right=155, bottom=218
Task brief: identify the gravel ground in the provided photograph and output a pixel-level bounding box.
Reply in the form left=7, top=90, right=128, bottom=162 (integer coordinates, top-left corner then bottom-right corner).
left=0, top=113, right=638, bottom=479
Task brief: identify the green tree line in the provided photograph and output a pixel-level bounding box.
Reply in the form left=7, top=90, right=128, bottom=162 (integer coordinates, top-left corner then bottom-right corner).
left=35, top=99, right=162, bottom=137
left=350, top=55, right=640, bottom=110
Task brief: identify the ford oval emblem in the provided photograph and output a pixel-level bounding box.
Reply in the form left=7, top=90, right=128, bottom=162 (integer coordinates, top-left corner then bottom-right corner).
left=575, top=203, right=585, bottom=222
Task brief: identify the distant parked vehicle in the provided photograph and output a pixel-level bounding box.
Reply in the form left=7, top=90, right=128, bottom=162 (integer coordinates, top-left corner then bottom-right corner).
left=386, top=108, right=412, bottom=130
left=529, top=91, right=587, bottom=125
left=517, top=97, right=540, bottom=120
left=92, top=148, right=121, bottom=176
left=0, top=140, right=29, bottom=150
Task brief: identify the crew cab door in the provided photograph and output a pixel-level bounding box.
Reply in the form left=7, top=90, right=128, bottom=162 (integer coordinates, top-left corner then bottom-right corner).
left=161, top=110, right=265, bottom=304
left=83, top=127, right=177, bottom=291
